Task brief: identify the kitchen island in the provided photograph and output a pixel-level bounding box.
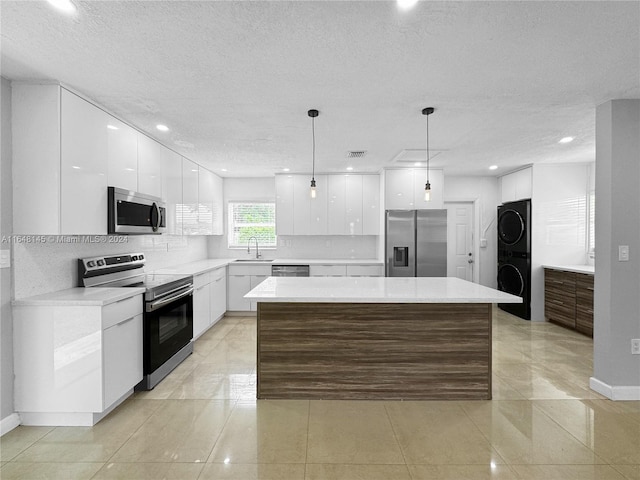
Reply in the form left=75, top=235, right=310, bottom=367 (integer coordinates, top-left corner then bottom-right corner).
left=246, top=276, right=521, bottom=401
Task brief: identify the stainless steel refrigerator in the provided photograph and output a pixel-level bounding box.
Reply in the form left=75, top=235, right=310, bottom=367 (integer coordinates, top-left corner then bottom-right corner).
left=385, top=210, right=447, bottom=277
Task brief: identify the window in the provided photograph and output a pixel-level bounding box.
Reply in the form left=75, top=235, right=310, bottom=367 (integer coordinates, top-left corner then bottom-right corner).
left=227, top=202, right=276, bottom=249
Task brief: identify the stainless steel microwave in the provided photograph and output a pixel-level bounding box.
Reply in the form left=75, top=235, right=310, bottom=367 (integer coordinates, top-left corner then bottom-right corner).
left=108, top=187, right=166, bottom=234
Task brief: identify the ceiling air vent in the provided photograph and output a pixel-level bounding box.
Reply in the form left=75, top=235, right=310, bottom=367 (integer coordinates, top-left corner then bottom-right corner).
left=347, top=151, right=367, bottom=159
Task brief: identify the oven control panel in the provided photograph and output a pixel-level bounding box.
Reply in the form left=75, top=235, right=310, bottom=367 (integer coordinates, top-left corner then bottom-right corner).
left=79, top=253, right=145, bottom=280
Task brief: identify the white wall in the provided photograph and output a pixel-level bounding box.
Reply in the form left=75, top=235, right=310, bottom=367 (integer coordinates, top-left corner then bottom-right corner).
left=530, top=163, right=590, bottom=321
left=207, top=177, right=380, bottom=260
left=593, top=99, right=640, bottom=395
left=444, top=176, right=499, bottom=288
left=1, top=77, right=14, bottom=424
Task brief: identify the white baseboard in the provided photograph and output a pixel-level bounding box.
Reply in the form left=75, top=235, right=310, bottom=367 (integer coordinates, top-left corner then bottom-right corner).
left=0, top=413, right=21, bottom=436
left=590, top=377, right=640, bottom=400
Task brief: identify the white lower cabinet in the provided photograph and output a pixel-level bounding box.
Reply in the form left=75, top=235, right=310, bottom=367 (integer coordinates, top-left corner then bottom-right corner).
left=310, top=264, right=347, bottom=277
left=103, top=313, right=143, bottom=408
left=228, top=274, right=251, bottom=311
left=13, top=294, right=143, bottom=426
left=310, top=264, right=384, bottom=277
left=210, top=267, right=227, bottom=322
left=346, top=265, right=384, bottom=277
left=227, top=264, right=271, bottom=312
left=193, top=272, right=212, bottom=339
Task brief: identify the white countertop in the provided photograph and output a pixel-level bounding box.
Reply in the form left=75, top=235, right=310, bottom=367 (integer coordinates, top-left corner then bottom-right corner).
left=245, top=277, right=523, bottom=304
left=12, top=287, right=146, bottom=307
left=153, top=258, right=232, bottom=275
left=270, top=258, right=382, bottom=265
left=543, top=264, right=595, bottom=275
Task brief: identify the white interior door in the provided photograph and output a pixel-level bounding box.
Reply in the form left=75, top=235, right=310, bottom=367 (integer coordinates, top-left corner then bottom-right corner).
left=446, top=202, right=474, bottom=281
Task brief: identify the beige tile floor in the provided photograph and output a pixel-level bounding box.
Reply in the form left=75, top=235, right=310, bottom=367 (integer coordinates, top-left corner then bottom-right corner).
left=2, top=309, right=639, bottom=479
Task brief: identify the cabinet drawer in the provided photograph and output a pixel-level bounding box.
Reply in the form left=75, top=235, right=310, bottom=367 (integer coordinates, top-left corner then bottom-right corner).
left=211, top=267, right=226, bottom=282
left=310, top=264, right=347, bottom=276
left=576, top=306, right=594, bottom=337
left=545, top=288, right=575, bottom=307
left=546, top=303, right=576, bottom=328
left=346, top=264, right=383, bottom=276
left=194, top=271, right=211, bottom=289
left=103, top=295, right=143, bottom=329
left=544, top=269, right=576, bottom=292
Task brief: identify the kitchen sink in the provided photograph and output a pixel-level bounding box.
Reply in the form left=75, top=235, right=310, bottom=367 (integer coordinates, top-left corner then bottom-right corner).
left=233, top=259, right=273, bottom=263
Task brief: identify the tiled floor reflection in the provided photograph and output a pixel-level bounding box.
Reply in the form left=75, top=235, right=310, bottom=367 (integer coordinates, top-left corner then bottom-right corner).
left=2, top=309, right=640, bottom=479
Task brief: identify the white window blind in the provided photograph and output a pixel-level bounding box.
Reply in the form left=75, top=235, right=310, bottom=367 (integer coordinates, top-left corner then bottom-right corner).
left=228, top=202, right=276, bottom=248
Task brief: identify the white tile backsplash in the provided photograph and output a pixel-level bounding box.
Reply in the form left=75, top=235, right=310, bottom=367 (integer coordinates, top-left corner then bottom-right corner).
left=13, top=235, right=208, bottom=299
left=208, top=235, right=380, bottom=261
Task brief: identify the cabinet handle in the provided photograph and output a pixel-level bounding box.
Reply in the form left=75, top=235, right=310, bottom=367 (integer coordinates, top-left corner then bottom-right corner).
left=113, top=296, right=135, bottom=304
left=113, top=315, right=136, bottom=327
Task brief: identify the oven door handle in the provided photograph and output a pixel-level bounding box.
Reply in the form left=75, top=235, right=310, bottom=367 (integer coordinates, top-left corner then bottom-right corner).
left=146, top=287, right=194, bottom=312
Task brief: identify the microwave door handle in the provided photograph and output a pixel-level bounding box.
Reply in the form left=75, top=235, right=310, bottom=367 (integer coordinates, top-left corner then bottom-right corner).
left=151, top=202, right=160, bottom=232
left=146, top=287, right=194, bottom=312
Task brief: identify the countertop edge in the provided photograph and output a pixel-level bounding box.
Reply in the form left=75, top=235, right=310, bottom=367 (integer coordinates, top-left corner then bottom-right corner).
left=543, top=264, right=595, bottom=275
left=12, top=287, right=146, bottom=307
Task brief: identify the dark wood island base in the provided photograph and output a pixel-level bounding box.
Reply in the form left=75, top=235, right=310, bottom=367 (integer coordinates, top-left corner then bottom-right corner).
left=257, top=302, right=492, bottom=400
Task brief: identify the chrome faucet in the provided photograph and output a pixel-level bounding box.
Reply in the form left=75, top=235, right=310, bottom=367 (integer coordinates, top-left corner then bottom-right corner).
left=247, top=236, right=261, bottom=259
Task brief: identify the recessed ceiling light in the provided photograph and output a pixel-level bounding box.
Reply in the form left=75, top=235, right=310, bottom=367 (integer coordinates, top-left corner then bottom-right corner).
left=414, top=162, right=422, bottom=167
left=559, top=136, right=574, bottom=144
left=156, top=124, right=169, bottom=132
left=221, top=168, right=228, bottom=172
left=489, top=165, right=498, bottom=170
left=107, top=124, right=119, bottom=130
left=282, top=168, right=290, bottom=172
left=71, top=165, right=81, bottom=169
left=397, top=0, right=419, bottom=10
left=346, top=166, right=354, bottom=171
left=47, top=0, right=76, bottom=14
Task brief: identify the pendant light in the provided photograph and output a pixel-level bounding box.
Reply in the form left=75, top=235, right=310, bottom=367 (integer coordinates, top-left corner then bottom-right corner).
left=308, top=109, right=319, bottom=198
left=422, top=107, right=435, bottom=202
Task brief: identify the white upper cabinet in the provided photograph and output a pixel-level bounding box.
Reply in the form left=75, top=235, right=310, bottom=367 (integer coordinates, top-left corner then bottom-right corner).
left=292, top=175, right=311, bottom=235
left=500, top=167, right=532, bottom=204
left=198, top=166, right=215, bottom=235
left=309, top=175, right=328, bottom=235
left=106, top=116, right=138, bottom=192
left=137, top=133, right=164, bottom=198
left=293, top=174, right=327, bottom=235
left=275, top=175, right=294, bottom=235
left=327, top=175, right=347, bottom=235
left=385, top=168, right=444, bottom=210
left=12, top=83, right=223, bottom=237
left=211, top=173, right=224, bottom=235
left=413, top=168, right=444, bottom=209
left=60, top=88, right=109, bottom=235
left=362, top=175, right=380, bottom=235
left=161, top=149, right=182, bottom=235
left=181, top=158, right=200, bottom=235
left=275, top=174, right=379, bottom=236
left=345, top=175, right=363, bottom=235
left=385, top=169, right=415, bottom=209
left=12, top=84, right=61, bottom=234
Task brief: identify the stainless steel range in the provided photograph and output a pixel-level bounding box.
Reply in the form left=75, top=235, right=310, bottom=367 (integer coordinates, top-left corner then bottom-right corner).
left=79, top=253, right=194, bottom=390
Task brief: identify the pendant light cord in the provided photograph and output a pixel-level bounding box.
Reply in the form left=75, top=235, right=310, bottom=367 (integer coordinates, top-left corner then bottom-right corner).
left=426, top=112, right=430, bottom=184
left=312, top=115, right=316, bottom=181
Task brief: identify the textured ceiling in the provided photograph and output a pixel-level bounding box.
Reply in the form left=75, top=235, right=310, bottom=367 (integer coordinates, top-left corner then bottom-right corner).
left=1, top=1, right=639, bottom=177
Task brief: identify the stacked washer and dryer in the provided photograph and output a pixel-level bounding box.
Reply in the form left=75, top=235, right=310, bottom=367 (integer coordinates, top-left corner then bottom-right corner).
left=497, top=199, right=532, bottom=320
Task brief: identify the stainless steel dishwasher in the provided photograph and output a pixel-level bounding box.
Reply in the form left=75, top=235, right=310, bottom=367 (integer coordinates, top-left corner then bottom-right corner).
left=271, top=264, right=310, bottom=277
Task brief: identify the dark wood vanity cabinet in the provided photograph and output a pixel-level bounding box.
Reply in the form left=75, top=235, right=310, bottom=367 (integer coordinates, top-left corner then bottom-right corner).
left=544, top=268, right=594, bottom=337
left=575, top=273, right=594, bottom=336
